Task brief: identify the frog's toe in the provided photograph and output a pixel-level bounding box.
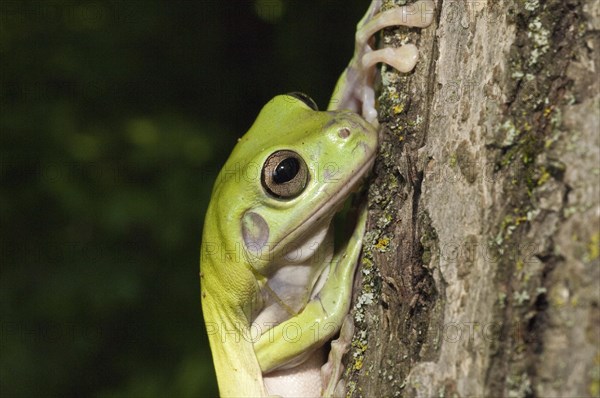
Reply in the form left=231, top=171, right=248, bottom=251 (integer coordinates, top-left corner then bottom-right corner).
left=362, top=44, right=419, bottom=74
left=356, top=0, right=435, bottom=51
left=320, top=315, right=355, bottom=397
left=333, top=378, right=347, bottom=398
left=375, top=0, right=435, bottom=29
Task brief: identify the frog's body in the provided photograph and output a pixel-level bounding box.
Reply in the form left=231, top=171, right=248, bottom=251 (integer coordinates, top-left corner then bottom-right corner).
left=201, top=97, right=376, bottom=397
left=200, top=1, right=434, bottom=397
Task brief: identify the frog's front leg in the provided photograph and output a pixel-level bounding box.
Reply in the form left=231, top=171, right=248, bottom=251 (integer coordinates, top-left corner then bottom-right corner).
left=328, top=0, right=435, bottom=125
left=254, top=203, right=369, bottom=396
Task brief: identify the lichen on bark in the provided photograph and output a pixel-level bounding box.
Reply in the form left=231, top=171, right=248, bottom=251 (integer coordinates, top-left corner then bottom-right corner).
left=346, top=1, right=600, bottom=397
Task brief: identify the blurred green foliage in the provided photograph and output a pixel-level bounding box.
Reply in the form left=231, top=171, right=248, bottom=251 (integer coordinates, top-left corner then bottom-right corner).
left=0, top=0, right=363, bottom=396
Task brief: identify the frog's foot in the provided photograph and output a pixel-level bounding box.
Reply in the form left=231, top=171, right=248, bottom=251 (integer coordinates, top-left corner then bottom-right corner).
left=357, top=0, right=435, bottom=76
left=356, top=0, right=436, bottom=48
left=328, top=0, right=435, bottom=124
left=320, top=315, right=355, bottom=398
left=362, top=43, right=419, bottom=74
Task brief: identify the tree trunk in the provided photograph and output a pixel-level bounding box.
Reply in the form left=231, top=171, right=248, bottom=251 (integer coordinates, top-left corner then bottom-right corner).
left=346, top=1, right=600, bottom=397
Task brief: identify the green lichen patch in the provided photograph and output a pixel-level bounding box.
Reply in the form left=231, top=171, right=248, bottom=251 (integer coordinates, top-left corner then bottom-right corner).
left=506, top=372, right=533, bottom=398
left=585, top=232, right=600, bottom=263
left=487, top=0, right=587, bottom=396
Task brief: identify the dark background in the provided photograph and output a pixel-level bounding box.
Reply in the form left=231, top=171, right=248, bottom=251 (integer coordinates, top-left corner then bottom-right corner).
left=0, top=0, right=365, bottom=396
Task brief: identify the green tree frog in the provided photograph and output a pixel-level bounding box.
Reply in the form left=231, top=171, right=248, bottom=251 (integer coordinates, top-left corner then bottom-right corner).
left=200, top=1, right=434, bottom=397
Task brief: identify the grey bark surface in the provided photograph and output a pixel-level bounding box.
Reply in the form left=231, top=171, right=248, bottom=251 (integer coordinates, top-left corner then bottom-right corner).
left=345, top=1, right=600, bottom=397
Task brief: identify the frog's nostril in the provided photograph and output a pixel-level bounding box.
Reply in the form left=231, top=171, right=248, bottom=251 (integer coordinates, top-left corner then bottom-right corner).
left=338, top=128, right=351, bottom=139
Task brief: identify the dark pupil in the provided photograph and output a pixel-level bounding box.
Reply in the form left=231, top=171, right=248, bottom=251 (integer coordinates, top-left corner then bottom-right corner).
left=273, top=157, right=300, bottom=184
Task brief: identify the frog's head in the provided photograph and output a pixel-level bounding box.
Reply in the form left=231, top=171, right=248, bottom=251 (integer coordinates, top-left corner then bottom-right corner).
left=207, top=93, right=377, bottom=277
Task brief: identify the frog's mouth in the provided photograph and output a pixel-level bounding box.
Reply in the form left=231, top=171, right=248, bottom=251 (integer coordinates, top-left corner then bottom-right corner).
left=272, top=153, right=375, bottom=253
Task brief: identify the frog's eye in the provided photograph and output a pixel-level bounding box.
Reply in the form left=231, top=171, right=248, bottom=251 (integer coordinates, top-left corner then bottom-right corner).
left=287, top=92, right=319, bottom=111
left=261, top=150, right=309, bottom=199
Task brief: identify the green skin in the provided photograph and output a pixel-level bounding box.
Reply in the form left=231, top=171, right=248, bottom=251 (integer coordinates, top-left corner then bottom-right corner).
left=200, top=95, right=376, bottom=397
left=200, top=0, right=434, bottom=396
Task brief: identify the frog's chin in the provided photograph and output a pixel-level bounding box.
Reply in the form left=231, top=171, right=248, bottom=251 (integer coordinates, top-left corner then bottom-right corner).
left=272, top=153, right=375, bottom=254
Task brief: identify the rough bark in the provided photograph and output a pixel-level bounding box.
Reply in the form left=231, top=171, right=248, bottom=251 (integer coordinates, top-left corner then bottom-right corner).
left=346, top=1, right=600, bottom=397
